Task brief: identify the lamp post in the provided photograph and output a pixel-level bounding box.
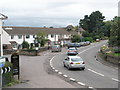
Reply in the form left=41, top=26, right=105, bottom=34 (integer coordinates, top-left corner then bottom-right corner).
left=0, top=13, right=8, bottom=90
left=0, top=13, right=8, bottom=56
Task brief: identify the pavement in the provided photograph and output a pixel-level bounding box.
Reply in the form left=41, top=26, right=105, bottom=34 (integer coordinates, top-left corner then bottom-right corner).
left=4, top=49, right=76, bottom=88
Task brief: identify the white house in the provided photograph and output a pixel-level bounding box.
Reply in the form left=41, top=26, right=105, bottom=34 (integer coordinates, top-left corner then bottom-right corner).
left=3, top=26, right=78, bottom=50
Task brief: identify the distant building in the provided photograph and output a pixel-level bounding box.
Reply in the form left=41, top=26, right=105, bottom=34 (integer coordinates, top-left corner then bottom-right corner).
left=3, top=26, right=78, bottom=50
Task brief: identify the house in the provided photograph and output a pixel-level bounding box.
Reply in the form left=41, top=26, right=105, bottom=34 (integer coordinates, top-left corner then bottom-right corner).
left=3, top=26, right=78, bottom=50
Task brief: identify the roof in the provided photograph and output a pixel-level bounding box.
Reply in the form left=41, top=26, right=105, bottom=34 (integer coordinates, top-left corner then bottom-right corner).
left=3, top=26, right=78, bottom=35
left=68, top=56, right=81, bottom=59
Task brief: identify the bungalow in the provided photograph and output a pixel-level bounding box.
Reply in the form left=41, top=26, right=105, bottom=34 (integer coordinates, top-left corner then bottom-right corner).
left=3, top=26, right=78, bottom=50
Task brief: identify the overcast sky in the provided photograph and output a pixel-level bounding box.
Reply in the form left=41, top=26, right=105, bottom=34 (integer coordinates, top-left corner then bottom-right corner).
left=0, top=0, right=119, bottom=27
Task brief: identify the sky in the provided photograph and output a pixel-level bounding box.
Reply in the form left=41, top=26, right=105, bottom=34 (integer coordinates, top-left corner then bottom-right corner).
left=0, top=0, right=119, bottom=27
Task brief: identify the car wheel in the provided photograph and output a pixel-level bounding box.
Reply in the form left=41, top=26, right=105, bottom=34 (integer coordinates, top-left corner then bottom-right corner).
left=67, top=66, right=71, bottom=70
left=82, top=67, right=85, bottom=70
left=63, top=63, right=66, bottom=67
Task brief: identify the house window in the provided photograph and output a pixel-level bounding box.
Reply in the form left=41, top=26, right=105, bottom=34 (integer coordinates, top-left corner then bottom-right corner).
left=18, top=35, right=22, bottom=39
left=26, top=35, right=30, bottom=39
left=33, top=35, right=35, bottom=38
left=11, top=35, right=14, bottom=39
left=51, top=34, right=54, bottom=38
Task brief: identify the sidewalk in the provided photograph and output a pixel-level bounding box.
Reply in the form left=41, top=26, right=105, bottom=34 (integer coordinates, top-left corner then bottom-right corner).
left=5, top=50, right=76, bottom=88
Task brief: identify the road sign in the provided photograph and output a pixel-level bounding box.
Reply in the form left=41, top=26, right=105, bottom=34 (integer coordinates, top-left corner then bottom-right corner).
left=0, top=57, right=5, bottom=68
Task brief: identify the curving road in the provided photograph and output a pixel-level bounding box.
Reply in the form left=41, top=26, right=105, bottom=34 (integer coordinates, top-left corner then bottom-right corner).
left=51, top=40, right=118, bottom=88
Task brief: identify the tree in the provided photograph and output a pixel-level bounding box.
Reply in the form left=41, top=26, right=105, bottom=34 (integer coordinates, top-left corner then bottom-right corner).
left=22, top=41, right=29, bottom=49
left=79, top=15, right=90, bottom=31
left=71, top=35, right=81, bottom=43
left=109, top=16, right=120, bottom=47
left=37, top=32, right=48, bottom=47
left=66, top=25, right=74, bottom=31
left=79, top=11, right=105, bottom=39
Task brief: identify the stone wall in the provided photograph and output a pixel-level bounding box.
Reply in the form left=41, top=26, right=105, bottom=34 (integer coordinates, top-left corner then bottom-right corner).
left=106, top=55, right=120, bottom=64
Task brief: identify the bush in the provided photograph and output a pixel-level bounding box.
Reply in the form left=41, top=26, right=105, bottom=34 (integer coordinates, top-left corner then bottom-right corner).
left=113, top=47, right=120, bottom=53
left=71, top=35, right=81, bottom=43
left=22, top=41, right=29, bottom=49
left=84, top=37, right=93, bottom=42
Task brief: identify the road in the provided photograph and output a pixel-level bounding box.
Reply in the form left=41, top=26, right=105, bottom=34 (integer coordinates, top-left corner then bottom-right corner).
left=51, top=40, right=119, bottom=89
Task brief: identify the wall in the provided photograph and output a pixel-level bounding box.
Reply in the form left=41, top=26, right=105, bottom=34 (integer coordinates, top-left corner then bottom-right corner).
left=106, top=55, right=120, bottom=64
left=2, top=29, right=10, bottom=44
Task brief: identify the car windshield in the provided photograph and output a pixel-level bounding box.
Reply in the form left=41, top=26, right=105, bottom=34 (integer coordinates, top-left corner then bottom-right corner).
left=52, top=45, right=60, bottom=48
left=69, top=48, right=76, bottom=50
left=71, top=58, right=83, bottom=61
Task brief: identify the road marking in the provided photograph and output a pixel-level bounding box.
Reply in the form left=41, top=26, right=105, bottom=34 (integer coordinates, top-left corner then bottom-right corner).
left=52, top=67, right=55, bottom=69
left=112, top=78, right=120, bottom=82
left=77, top=82, right=85, bottom=86
left=88, top=69, right=104, bottom=77
left=88, top=86, right=93, bottom=89
left=69, top=78, right=76, bottom=81
left=58, top=72, right=62, bottom=75
left=55, top=70, right=58, bottom=72
left=63, top=75, right=68, bottom=78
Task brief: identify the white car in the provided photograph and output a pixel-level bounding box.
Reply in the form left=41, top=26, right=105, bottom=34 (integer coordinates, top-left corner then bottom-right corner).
left=63, top=56, right=85, bottom=70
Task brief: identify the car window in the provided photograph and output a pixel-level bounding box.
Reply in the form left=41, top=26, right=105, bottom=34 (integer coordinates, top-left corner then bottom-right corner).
left=71, top=58, right=83, bottom=62
left=69, top=48, right=76, bottom=50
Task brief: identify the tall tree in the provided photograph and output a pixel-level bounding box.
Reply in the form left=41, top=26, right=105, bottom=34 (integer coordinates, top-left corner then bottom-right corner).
left=79, top=11, right=105, bottom=39
left=109, top=16, right=120, bottom=47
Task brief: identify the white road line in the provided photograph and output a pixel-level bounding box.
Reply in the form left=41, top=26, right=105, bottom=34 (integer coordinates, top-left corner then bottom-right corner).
left=63, top=75, right=68, bottom=78
left=58, top=72, right=62, bottom=75
left=77, top=82, right=85, bottom=86
left=88, top=86, right=93, bottom=89
left=52, top=67, right=55, bottom=70
left=69, top=78, right=76, bottom=81
left=88, top=69, right=104, bottom=77
left=112, top=78, right=120, bottom=82
left=55, top=70, right=58, bottom=72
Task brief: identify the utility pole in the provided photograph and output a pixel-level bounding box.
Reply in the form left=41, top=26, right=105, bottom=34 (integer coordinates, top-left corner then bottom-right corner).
left=0, top=13, right=8, bottom=90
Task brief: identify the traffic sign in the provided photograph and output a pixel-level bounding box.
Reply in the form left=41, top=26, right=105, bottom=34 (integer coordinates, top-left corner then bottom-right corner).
left=0, top=57, right=5, bottom=67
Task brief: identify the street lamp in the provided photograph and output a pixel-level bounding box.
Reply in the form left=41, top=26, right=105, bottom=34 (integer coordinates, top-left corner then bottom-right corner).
left=0, top=13, right=8, bottom=56
left=0, top=13, right=8, bottom=90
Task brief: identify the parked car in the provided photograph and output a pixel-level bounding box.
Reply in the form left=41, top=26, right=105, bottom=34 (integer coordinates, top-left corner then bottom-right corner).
left=86, top=41, right=90, bottom=45
left=68, top=43, right=76, bottom=49
left=74, top=43, right=81, bottom=47
left=67, top=47, right=78, bottom=55
left=51, top=45, right=62, bottom=52
left=63, top=56, right=85, bottom=70
left=80, top=42, right=86, bottom=46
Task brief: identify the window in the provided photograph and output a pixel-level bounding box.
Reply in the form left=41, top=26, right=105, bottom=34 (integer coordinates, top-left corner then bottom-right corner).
left=26, top=35, right=30, bottom=39
left=11, top=35, right=14, bottom=39
left=18, top=35, right=22, bottom=39
left=51, top=34, right=54, bottom=38
left=33, top=35, right=35, bottom=38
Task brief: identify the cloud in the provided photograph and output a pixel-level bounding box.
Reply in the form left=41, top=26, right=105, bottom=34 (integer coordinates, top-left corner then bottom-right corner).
left=0, top=0, right=119, bottom=27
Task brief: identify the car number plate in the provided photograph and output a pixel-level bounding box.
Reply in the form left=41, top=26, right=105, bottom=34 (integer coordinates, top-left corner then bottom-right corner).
left=76, top=63, right=80, bottom=64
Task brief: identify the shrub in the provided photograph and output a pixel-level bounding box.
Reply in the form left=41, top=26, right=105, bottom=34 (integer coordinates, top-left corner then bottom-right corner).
left=84, top=37, right=94, bottom=42
left=22, top=41, right=29, bottom=49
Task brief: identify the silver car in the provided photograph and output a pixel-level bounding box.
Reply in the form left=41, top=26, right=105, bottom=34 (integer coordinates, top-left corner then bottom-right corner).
left=51, top=45, right=62, bottom=52
left=67, top=47, right=78, bottom=55
left=63, top=56, right=85, bottom=70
